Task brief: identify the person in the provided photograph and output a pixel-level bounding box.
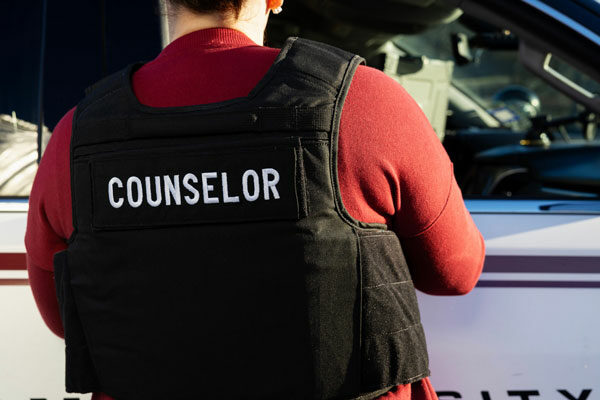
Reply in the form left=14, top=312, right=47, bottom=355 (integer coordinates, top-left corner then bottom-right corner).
left=25, top=0, right=485, bottom=399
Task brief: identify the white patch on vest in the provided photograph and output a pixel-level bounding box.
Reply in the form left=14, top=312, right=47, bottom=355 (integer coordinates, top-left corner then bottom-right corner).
left=262, top=168, right=280, bottom=200
left=221, top=172, right=240, bottom=203
left=183, top=173, right=200, bottom=205
left=126, top=177, right=143, bottom=208
left=145, top=176, right=162, bottom=207
left=108, top=168, right=282, bottom=208
left=242, top=170, right=260, bottom=202
left=201, top=172, right=219, bottom=204
left=108, top=177, right=124, bottom=208
left=163, top=175, right=181, bottom=206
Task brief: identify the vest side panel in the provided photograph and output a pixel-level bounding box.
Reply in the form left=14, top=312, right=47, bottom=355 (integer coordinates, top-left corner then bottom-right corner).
left=324, top=41, right=432, bottom=391
left=358, top=232, right=430, bottom=389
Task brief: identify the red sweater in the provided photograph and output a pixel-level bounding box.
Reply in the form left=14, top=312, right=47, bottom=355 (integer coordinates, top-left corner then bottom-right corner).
left=25, top=28, right=484, bottom=400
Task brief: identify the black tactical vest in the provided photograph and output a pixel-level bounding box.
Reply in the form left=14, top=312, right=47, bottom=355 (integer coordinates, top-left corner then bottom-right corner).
left=54, top=37, right=429, bottom=400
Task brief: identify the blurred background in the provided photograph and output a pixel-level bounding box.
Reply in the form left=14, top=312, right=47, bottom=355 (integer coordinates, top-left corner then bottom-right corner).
left=2, top=0, right=600, bottom=198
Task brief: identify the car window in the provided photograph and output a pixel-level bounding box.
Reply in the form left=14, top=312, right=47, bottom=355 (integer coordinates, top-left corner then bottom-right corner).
left=0, top=2, right=49, bottom=197
left=1, top=1, right=162, bottom=198
left=391, top=16, right=600, bottom=199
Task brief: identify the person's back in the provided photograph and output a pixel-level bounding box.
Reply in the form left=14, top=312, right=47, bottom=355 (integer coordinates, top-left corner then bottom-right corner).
left=25, top=1, right=485, bottom=399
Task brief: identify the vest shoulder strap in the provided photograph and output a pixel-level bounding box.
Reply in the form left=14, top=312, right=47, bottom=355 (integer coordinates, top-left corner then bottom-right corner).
left=252, top=37, right=364, bottom=102
left=285, top=37, right=364, bottom=85
left=72, top=39, right=364, bottom=150
left=78, top=64, right=138, bottom=115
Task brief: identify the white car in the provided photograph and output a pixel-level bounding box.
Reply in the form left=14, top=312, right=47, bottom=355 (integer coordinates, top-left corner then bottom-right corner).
left=1, top=0, right=599, bottom=399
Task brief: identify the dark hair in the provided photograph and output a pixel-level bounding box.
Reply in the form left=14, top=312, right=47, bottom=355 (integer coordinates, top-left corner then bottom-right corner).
left=168, top=0, right=246, bottom=18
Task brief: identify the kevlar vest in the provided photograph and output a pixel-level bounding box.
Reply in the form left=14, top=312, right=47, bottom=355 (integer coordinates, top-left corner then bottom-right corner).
left=54, top=37, right=429, bottom=400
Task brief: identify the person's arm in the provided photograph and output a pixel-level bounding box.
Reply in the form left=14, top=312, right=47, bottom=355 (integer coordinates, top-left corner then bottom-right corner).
left=27, top=260, right=64, bottom=337
left=338, top=66, right=484, bottom=295
left=25, top=107, right=76, bottom=337
left=399, top=175, right=485, bottom=295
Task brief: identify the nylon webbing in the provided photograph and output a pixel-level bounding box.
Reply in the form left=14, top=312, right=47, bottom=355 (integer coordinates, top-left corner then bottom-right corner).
left=74, top=105, right=335, bottom=149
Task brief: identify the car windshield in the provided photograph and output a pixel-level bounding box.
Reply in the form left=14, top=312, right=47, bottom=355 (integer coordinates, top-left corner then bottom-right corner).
left=392, top=19, right=600, bottom=132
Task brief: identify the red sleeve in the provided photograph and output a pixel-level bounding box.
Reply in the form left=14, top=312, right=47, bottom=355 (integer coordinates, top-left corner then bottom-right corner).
left=339, top=66, right=484, bottom=295
left=27, top=259, right=64, bottom=337
left=25, top=107, right=75, bottom=338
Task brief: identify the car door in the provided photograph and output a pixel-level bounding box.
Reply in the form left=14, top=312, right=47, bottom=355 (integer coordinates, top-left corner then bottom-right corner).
left=414, top=1, right=600, bottom=398
left=0, top=1, right=161, bottom=399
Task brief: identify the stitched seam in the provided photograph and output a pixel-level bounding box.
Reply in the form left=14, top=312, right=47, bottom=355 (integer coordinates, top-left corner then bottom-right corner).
left=244, top=37, right=297, bottom=101
left=404, top=372, right=429, bottom=382
left=360, top=372, right=429, bottom=392
left=371, top=322, right=422, bottom=337
left=363, top=280, right=411, bottom=289
left=287, top=71, right=338, bottom=94
left=400, top=165, right=454, bottom=239
left=76, top=87, right=124, bottom=121
left=296, top=145, right=310, bottom=217
left=359, top=233, right=396, bottom=238
left=77, top=87, right=122, bottom=123
left=287, top=66, right=339, bottom=91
